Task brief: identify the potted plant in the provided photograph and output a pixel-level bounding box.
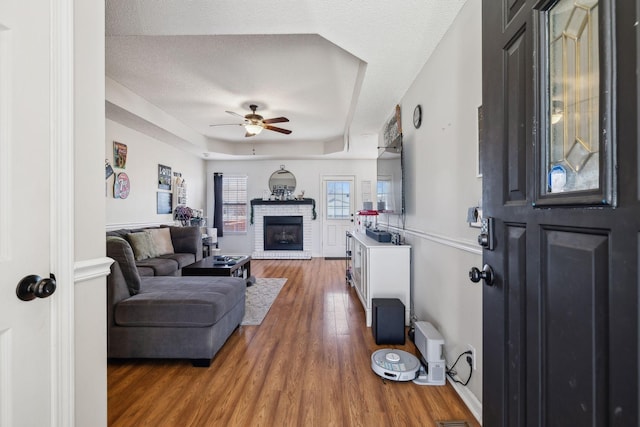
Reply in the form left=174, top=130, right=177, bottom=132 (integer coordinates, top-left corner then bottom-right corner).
left=173, top=205, right=193, bottom=226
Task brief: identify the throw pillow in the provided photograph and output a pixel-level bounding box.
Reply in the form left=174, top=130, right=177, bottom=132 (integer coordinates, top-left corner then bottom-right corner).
left=127, top=232, right=159, bottom=261
left=106, top=236, right=141, bottom=295
left=148, top=227, right=174, bottom=256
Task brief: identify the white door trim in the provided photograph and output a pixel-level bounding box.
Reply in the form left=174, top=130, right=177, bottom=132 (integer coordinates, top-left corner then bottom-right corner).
left=50, top=0, right=75, bottom=425
left=0, top=25, right=9, bottom=264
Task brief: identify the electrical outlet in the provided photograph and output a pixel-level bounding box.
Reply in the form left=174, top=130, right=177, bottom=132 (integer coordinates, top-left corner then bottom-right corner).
left=467, top=344, right=476, bottom=370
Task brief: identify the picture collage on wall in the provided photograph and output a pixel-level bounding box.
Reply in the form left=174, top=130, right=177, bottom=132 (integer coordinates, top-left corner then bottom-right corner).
left=106, top=140, right=179, bottom=215
left=108, top=141, right=130, bottom=199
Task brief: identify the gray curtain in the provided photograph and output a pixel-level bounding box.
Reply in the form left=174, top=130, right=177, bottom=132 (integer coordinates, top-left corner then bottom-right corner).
left=213, top=173, right=223, bottom=237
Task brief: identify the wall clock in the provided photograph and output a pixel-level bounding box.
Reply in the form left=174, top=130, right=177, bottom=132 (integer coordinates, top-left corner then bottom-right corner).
left=413, top=105, right=422, bottom=129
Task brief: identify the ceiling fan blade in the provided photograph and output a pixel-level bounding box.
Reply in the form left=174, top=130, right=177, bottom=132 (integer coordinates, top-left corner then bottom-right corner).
left=226, top=110, right=246, bottom=119
left=262, top=117, right=289, bottom=124
left=265, top=125, right=292, bottom=135
left=209, top=123, right=244, bottom=127
left=245, top=131, right=257, bottom=138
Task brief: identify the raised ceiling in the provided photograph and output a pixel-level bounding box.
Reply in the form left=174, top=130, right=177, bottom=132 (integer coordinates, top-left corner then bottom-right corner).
left=106, top=0, right=468, bottom=160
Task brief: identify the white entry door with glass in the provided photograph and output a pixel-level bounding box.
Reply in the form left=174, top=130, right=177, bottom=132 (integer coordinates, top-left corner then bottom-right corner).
left=322, top=176, right=355, bottom=258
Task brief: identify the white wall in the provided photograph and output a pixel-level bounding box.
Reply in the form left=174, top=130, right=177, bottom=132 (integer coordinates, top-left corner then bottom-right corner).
left=395, top=0, right=483, bottom=417
left=105, top=119, right=207, bottom=227
left=74, top=0, right=107, bottom=425
left=205, top=159, right=376, bottom=256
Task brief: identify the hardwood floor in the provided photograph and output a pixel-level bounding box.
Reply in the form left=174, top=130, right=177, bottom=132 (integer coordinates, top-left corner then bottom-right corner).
left=108, top=258, right=480, bottom=426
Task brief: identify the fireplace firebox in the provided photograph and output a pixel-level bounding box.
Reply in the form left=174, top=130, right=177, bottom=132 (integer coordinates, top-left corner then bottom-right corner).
left=264, top=216, right=303, bottom=251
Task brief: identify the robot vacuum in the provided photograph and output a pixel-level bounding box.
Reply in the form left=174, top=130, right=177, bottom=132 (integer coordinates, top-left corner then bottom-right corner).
left=371, top=349, right=420, bottom=382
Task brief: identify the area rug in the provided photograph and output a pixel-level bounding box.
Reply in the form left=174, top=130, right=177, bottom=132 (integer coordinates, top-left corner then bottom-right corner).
left=241, top=278, right=287, bottom=325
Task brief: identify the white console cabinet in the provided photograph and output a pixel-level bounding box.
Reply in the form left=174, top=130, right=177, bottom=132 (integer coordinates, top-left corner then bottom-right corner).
left=347, top=231, right=410, bottom=326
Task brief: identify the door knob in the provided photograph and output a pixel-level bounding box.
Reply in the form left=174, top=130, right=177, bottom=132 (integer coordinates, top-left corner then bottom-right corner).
left=469, top=265, right=495, bottom=286
left=16, top=274, right=57, bottom=301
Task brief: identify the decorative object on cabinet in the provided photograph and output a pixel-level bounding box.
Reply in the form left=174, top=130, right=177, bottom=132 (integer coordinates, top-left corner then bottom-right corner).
left=113, top=141, right=127, bottom=169
left=113, top=172, right=130, bottom=199
left=158, top=164, right=172, bottom=190
left=189, top=208, right=205, bottom=227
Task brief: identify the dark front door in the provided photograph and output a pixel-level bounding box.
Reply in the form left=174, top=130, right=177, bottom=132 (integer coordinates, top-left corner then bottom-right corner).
left=481, top=1, right=637, bottom=426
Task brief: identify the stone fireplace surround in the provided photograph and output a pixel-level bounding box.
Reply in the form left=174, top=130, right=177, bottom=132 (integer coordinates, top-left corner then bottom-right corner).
left=251, top=200, right=313, bottom=259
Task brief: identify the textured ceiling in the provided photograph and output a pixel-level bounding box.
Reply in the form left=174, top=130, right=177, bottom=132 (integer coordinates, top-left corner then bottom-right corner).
left=106, top=0, right=468, bottom=159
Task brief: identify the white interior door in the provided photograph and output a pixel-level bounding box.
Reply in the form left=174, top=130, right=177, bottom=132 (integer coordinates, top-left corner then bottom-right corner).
left=322, top=176, right=355, bottom=258
left=0, top=1, right=64, bottom=425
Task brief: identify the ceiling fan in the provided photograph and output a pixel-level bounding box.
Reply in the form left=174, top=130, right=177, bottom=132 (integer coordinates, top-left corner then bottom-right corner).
left=210, top=104, right=292, bottom=137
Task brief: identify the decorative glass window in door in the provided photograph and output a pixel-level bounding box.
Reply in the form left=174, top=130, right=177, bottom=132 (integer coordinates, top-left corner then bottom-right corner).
left=546, top=0, right=599, bottom=194
left=326, top=181, right=351, bottom=219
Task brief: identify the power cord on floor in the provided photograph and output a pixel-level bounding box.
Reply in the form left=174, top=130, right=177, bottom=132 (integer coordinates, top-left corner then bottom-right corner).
left=446, top=350, right=473, bottom=386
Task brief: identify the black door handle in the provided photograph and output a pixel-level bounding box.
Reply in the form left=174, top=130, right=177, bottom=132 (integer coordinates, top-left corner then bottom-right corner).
left=16, top=274, right=56, bottom=301
left=469, top=265, right=495, bottom=286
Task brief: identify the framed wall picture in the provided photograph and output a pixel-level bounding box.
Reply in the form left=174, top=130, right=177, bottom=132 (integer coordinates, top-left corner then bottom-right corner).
left=113, top=141, right=128, bottom=169
left=157, top=191, right=172, bottom=214
left=105, top=160, right=114, bottom=179
left=158, top=164, right=172, bottom=190
left=114, top=172, right=130, bottom=199
left=383, top=104, right=402, bottom=148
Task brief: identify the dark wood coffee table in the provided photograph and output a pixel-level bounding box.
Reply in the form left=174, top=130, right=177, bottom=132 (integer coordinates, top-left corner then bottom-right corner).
left=183, top=255, right=254, bottom=285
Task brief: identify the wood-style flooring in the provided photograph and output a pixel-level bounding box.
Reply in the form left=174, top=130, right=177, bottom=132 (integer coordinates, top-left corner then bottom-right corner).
left=108, top=258, right=480, bottom=426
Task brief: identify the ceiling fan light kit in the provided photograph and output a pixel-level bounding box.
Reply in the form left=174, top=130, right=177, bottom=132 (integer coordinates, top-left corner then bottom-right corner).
left=245, top=123, right=263, bottom=135
left=211, top=104, right=291, bottom=138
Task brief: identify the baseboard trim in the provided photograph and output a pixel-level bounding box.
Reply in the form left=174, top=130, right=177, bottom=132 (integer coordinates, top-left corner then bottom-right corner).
left=447, top=377, right=482, bottom=424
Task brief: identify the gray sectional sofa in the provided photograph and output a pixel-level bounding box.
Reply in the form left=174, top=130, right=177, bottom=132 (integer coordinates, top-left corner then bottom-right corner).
left=106, top=233, right=245, bottom=367
left=106, top=225, right=203, bottom=276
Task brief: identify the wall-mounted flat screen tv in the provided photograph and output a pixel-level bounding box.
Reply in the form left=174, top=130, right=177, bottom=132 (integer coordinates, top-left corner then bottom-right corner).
left=376, top=137, right=404, bottom=216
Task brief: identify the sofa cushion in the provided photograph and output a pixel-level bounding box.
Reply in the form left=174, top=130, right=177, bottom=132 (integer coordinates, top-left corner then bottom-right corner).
left=159, top=253, right=196, bottom=268
left=169, top=226, right=203, bottom=261
left=106, top=236, right=142, bottom=295
left=127, top=231, right=160, bottom=261
left=106, top=229, right=129, bottom=239
left=148, top=227, right=174, bottom=255
left=137, top=266, right=155, bottom=277
left=135, top=257, right=179, bottom=276
left=113, top=276, right=245, bottom=327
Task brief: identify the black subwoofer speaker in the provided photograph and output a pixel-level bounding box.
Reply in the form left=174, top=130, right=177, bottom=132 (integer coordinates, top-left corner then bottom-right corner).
left=372, top=298, right=405, bottom=345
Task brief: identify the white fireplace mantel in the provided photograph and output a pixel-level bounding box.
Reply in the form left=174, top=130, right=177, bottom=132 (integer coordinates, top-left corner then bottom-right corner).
left=251, top=201, right=313, bottom=259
